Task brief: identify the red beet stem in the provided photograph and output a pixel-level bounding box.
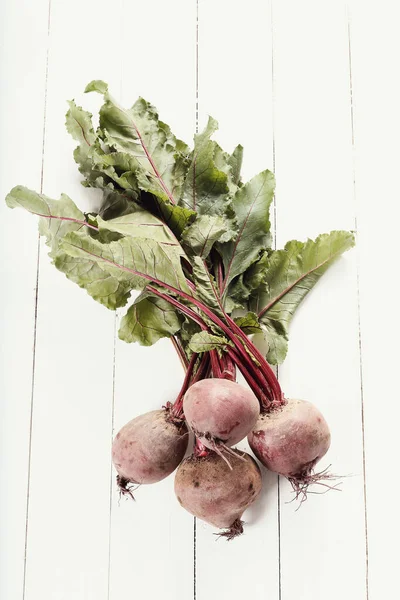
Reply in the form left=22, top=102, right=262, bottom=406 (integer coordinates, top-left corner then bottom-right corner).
left=147, top=284, right=283, bottom=410
left=171, top=353, right=199, bottom=418
left=194, top=438, right=210, bottom=457
left=171, top=336, right=189, bottom=369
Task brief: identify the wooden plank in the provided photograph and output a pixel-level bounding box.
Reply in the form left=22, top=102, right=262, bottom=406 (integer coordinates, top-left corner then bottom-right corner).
left=349, top=1, right=400, bottom=597
left=0, top=1, right=49, bottom=598
left=21, top=1, right=123, bottom=599
left=272, top=2, right=367, bottom=599
left=107, top=2, right=197, bottom=599
left=196, top=2, right=280, bottom=599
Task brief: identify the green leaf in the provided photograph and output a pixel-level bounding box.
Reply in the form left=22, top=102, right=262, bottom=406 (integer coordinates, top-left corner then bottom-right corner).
left=65, top=101, right=112, bottom=188
left=228, top=144, right=244, bottom=186
left=191, top=256, right=224, bottom=318
left=119, top=291, right=182, bottom=345
left=188, top=331, right=232, bottom=353
left=179, top=117, right=237, bottom=223
left=86, top=82, right=190, bottom=203
left=224, top=294, right=245, bottom=314
left=219, top=170, right=275, bottom=293
left=90, top=150, right=142, bottom=191
left=258, top=321, right=289, bottom=366
left=243, top=251, right=270, bottom=293
left=95, top=210, right=179, bottom=247
left=250, top=230, right=355, bottom=364
left=178, top=317, right=201, bottom=348
left=225, top=276, right=250, bottom=311
left=225, top=251, right=270, bottom=310
left=6, top=186, right=87, bottom=255
left=85, top=80, right=108, bottom=94
left=99, top=189, right=137, bottom=220
left=65, top=100, right=96, bottom=148
left=58, top=230, right=191, bottom=308
left=181, top=214, right=232, bottom=258
left=54, top=247, right=133, bottom=309
left=141, top=192, right=196, bottom=238
left=5, top=186, right=130, bottom=309
left=98, top=187, right=195, bottom=239
left=68, top=83, right=194, bottom=237
left=129, top=97, right=191, bottom=200
left=234, top=312, right=262, bottom=335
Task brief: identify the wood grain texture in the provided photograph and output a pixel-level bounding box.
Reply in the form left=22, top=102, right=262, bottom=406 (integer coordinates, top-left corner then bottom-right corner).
left=350, top=2, right=400, bottom=597
left=21, top=2, right=120, bottom=599
left=0, top=1, right=49, bottom=598
left=272, top=2, right=367, bottom=599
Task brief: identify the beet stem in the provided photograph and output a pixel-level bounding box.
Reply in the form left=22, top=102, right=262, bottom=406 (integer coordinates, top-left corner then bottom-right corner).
left=209, top=349, right=223, bottom=378
left=170, top=353, right=199, bottom=418
left=194, top=438, right=210, bottom=457
left=147, top=283, right=284, bottom=410
left=170, top=336, right=189, bottom=369
left=192, top=353, right=211, bottom=384
left=225, top=314, right=284, bottom=406
left=220, top=352, right=236, bottom=381
left=227, top=347, right=271, bottom=405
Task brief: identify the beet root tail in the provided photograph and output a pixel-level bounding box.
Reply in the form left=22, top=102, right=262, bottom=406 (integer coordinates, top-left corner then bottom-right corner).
left=215, top=518, right=244, bottom=541
left=116, top=475, right=138, bottom=501
left=288, top=465, right=342, bottom=506
left=209, top=441, right=247, bottom=470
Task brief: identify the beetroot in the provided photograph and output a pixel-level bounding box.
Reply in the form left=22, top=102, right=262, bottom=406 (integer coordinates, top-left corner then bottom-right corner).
left=174, top=450, right=262, bottom=539
left=183, top=378, right=260, bottom=454
left=248, top=398, right=332, bottom=496
left=112, top=409, right=188, bottom=492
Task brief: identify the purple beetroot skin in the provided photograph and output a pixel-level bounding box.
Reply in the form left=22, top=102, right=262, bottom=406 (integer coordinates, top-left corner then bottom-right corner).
left=248, top=398, right=331, bottom=483
left=174, top=450, right=262, bottom=539
left=112, top=409, right=188, bottom=486
left=183, top=378, right=260, bottom=451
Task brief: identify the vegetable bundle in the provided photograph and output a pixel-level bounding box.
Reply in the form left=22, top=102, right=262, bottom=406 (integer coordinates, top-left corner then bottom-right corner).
left=6, top=81, right=354, bottom=539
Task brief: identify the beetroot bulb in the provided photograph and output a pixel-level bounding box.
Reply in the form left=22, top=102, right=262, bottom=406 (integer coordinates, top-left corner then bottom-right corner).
left=183, top=378, right=260, bottom=457
left=248, top=398, right=333, bottom=498
left=174, top=448, right=262, bottom=539
left=112, top=408, right=188, bottom=495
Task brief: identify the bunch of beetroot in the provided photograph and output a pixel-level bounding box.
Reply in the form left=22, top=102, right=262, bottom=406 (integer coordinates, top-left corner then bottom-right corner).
left=6, top=80, right=355, bottom=539
left=112, top=351, right=331, bottom=539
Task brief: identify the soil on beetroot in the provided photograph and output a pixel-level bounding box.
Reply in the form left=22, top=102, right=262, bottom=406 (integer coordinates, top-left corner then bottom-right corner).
left=174, top=451, right=262, bottom=538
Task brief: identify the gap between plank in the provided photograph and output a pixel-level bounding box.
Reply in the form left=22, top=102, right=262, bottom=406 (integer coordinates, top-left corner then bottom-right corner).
left=22, top=1, right=52, bottom=599
left=107, top=11, right=125, bottom=594
left=107, top=314, right=118, bottom=600
left=346, top=7, right=369, bottom=600
left=194, top=2, right=199, bottom=598
left=270, top=2, right=282, bottom=599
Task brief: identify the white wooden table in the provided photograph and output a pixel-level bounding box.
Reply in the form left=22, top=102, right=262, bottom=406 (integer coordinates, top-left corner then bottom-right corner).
left=1, top=1, right=399, bottom=598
